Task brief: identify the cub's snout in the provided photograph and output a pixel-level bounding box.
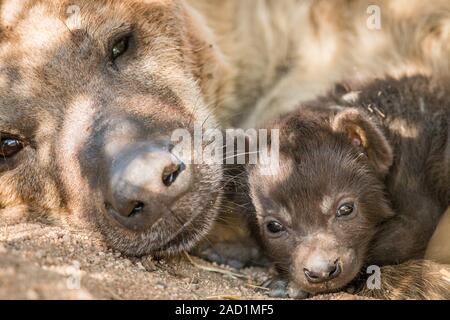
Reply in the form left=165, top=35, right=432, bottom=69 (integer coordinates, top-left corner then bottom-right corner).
left=291, top=238, right=360, bottom=294
left=106, top=142, right=191, bottom=232
left=303, top=257, right=341, bottom=284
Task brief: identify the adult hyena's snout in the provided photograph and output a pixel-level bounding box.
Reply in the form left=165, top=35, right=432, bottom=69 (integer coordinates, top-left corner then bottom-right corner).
left=105, top=141, right=191, bottom=231
left=73, top=108, right=221, bottom=255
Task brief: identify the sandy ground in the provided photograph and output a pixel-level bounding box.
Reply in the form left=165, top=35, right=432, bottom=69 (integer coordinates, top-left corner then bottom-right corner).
left=0, top=221, right=362, bottom=300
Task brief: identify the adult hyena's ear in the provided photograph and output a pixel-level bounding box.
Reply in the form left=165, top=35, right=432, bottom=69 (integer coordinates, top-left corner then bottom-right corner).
left=332, top=108, right=393, bottom=177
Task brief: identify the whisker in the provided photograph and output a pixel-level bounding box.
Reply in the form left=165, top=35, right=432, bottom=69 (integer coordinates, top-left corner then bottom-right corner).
left=222, top=151, right=260, bottom=162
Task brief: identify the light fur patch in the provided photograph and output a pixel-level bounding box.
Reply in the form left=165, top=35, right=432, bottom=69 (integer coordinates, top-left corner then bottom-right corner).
left=16, top=5, right=65, bottom=51
left=252, top=156, right=294, bottom=224
left=419, top=97, right=426, bottom=113
left=253, top=198, right=292, bottom=226
left=61, top=95, right=97, bottom=157
left=440, top=269, right=450, bottom=283
left=341, top=91, right=361, bottom=103
left=58, top=95, right=98, bottom=207
left=277, top=206, right=292, bottom=225
left=320, top=195, right=334, bottom=215
left=0, top=0, right=28, bottom=26
left=257, top=154, right=292, bottom=181
left=389, top=118, right=419, bottom=139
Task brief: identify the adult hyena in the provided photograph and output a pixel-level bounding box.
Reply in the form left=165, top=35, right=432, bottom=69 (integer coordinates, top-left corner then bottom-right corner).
left=0, top=0, right=235, bottom=256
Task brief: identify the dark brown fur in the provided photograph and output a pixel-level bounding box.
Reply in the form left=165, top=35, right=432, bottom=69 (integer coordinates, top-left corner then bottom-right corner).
left=248, top=76, right=450, bottom=298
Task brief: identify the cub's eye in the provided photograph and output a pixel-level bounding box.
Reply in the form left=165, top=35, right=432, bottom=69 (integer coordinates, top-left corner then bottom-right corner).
left=0, top=135, right=24, bottom=158
left=111, top=36, right=130, bottom=61
left=337, top=203, right=355, bottom=218
left=266, top=221, right=285, bottom=234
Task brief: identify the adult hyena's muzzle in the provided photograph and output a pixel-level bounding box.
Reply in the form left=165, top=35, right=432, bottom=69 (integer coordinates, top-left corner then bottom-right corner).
left=104, top=140, right=192, bottom=232
left=76, top=110, right=197, bottom=235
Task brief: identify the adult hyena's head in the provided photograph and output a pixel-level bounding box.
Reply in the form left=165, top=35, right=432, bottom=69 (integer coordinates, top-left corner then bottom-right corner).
left=0, top=0, right=228, bottom=256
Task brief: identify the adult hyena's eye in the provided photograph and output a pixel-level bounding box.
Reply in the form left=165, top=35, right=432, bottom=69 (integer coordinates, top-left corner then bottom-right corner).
left=0, top=135, right=25, bottom=158
left=111, top=36, right=131, bottom=61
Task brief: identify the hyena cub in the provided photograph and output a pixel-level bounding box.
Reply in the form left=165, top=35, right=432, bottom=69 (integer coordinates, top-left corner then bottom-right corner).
left=248, top=76, right=450, bottom=298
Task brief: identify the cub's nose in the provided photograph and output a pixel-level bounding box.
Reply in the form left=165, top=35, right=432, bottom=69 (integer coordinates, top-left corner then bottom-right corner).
left=106, top=143, right=191, bottom=231
left=304, top=257, right=341, bottom=284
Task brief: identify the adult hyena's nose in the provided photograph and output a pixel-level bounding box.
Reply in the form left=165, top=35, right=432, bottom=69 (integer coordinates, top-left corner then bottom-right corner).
left=105, top=142, right=191, bottom=231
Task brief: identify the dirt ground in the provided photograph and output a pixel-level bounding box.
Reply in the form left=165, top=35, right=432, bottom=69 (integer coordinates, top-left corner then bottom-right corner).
left=0, top=221, right=362, bottom=300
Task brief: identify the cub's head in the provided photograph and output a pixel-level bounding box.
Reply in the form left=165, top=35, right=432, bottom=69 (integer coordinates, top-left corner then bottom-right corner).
left=0, top=0, right=230, bottom=256
left=248, top=107, right=395, bottom=294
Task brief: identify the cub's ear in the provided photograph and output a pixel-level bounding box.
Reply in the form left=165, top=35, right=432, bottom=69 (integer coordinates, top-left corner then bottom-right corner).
left=332, top=108, right=393, bottom=177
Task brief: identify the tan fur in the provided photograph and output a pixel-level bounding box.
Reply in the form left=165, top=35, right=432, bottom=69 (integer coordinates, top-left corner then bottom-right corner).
left=426, top=207, right=450, bottom=264
left=188, top=0, right=450, bottom=127
left=360, top=260, right=450, bottom=300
